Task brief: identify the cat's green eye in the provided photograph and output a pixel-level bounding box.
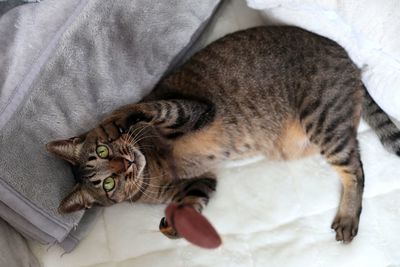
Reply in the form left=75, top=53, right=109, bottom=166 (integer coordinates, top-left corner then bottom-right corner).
left=103, top=177, right=115, bottom=192
left=96, top=145, right=109, bottom=159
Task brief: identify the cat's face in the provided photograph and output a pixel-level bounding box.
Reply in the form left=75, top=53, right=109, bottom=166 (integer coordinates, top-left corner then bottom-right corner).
left=47, top=128, right=146, bottom=213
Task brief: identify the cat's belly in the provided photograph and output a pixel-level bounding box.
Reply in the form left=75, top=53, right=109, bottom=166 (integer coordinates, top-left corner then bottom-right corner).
left=267, top=118, right=319, bottom=160
left=169, top=117, right=318, bottom=178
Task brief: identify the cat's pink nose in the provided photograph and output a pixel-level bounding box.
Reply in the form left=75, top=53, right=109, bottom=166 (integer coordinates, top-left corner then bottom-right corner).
left=109, top=157, right=130, bottom=173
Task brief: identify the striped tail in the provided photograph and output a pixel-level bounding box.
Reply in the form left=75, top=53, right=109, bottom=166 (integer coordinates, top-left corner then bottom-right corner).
left=362, top=86, right=400, bottom=156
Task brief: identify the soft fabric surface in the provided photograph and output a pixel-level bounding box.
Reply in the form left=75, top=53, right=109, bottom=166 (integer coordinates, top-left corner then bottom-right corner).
left=29, top=0, right=400, bottom=266
left=0, top=0, right=219, bottom=251
left=0, top=216, right=39, bottom=267
left=248, top=0, right=400, bottom=121
left=0, top=1, right=31, bottom=16
left=31, top=128, right=400, bottom=267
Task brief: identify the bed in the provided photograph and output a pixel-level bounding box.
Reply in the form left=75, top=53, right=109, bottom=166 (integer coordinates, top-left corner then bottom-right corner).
left=4, top=0, right=400, bottom=266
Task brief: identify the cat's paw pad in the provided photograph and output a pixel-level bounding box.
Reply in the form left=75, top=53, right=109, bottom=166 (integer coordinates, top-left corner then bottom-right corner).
left=159, top=217, right=181, bottom=239
left=165, top=203, right=222, bottom=249
left=331, top=214, right=359, bottom=243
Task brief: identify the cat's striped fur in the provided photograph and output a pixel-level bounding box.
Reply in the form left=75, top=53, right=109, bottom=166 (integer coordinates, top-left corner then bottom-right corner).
left=47, top=26, right=400, bottom=243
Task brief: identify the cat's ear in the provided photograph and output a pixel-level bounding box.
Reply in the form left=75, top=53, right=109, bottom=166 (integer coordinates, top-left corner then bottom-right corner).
left=46, top=137, right=83, bottom=165
left=58, top=184, right=95, bottom=213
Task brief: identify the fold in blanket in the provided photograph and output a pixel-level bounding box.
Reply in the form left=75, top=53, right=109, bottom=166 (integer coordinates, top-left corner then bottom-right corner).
left=0, top=1, right=37, bottom=16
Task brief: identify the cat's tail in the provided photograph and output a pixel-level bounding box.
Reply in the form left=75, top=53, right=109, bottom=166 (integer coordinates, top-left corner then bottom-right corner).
left=362, top=85, right=400, bottom=156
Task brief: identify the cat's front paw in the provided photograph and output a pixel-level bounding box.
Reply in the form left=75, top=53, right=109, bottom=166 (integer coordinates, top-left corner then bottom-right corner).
left=159, top=217, right=181, bottom=239
left=96, top=109, right=154, bottom=143
left=95, top=117, right=127, bottom=143
left=331, top=213, right=359, bottom=243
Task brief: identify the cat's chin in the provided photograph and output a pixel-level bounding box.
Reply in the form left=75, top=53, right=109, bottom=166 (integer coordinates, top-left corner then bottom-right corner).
left=131, top=147, right=146, bottom=178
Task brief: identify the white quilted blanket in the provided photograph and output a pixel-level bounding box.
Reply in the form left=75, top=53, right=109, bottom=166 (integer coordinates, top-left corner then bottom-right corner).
left=30, top=1, right=400, bottom=266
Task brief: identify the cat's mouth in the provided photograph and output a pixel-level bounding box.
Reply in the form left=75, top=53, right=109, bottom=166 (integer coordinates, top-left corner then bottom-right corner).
left=127, top=147, right=146, bottom=178
left=122, top=157, right=135, bottom=170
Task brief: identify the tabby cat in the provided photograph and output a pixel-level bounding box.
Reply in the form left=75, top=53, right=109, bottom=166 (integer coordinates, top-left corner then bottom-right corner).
left=47, top=26, right=400, bottom=243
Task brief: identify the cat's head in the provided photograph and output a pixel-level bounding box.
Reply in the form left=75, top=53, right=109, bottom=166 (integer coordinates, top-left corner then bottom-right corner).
left=46, top=124, right=154, bottom=213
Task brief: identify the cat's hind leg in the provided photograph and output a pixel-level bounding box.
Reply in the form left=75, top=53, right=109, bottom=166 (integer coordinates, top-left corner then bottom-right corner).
left=300, top=86, right=364, bottom=243
left=314, top=127, right=364, bottom=243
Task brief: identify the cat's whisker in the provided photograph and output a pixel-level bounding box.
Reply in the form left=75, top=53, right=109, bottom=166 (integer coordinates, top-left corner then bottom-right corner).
left=123, top=124, right=154, bottom=147
left=128, top=196, right=134, bottom=206
left=127, top=123, right=155, bottom=142
left=121, top=139, right=155, bottom=151
left=123, top=124, right=148, bottom=144
left=138, top=180, right=168, bottom=189
left=134, top=179, right=166, bottom=193
left=132, top=135, right=161, bottom=146
left=135, top=144, right=156, bottom=150
left=144, top=172, right=169, bottom=182
left=143, top=182, right=170, bottom=189
left=131, top=134, right=154, bottom=147
left=127, top=175, right=160, bottom=194
left=134, top=186, right=161, bottom=195
left=130, top=124, right=153, bottom=144
left=124, top=128, right=138, bottom=144
left=131, top=179, right=160, bottom=201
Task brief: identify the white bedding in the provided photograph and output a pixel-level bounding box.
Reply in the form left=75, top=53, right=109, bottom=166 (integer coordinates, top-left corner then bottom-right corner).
left=30, top=1, right=400, bottom=266
left=248, top=0, right=400, bottom=122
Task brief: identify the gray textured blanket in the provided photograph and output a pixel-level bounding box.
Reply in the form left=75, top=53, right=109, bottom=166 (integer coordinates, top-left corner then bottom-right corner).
left=0, top=0, right=219, bottom=251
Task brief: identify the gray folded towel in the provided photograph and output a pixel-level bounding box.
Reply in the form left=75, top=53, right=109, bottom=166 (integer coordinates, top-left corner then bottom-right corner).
left=0, top=0, right=40, bottom=16
left=0, top=216, right=39, bottom=267
left=0, top=0, right=220, bottom=251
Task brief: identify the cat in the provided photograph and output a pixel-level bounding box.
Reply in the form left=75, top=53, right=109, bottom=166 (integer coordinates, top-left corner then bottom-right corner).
left=47, top=26, right=400, bottom=243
